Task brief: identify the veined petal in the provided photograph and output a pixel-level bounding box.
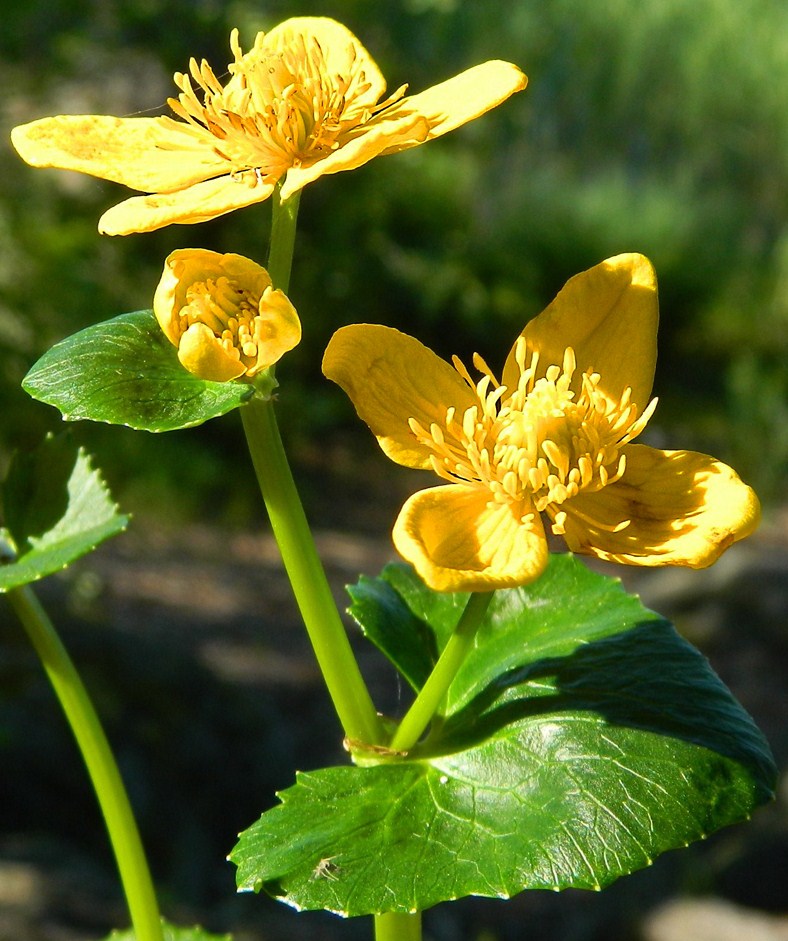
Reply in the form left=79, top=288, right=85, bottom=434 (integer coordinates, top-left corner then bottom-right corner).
left=379, top=60, right=528, bottom=154
left=280, top=111, right=430, bottom=199
left=393, top=485, right=548, bottom=592
left=98, top=174, right=276, bottom=235
left=11, top=115, right=225, bottom=192
left=250, top=286, right=302, bottom=374
left=177, top=323, right=246, bottom=382
left=264, top=17, right=387, bottom=103
left=323, top=324, right=476, bottom=469
left=558, top=444, right=761, bottom=567
left=503, top=254, right=658, bottom=413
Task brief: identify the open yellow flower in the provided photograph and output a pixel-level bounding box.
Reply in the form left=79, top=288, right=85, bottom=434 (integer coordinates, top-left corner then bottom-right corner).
left=154, top=249, right=300, bottom=382
left=10, top=17, right=527, bottom=235
left=323, top=254, right=760, bottom=592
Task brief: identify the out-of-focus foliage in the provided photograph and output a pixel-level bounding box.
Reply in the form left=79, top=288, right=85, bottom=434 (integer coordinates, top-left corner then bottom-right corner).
left=1, top=0, right=786, bottom=513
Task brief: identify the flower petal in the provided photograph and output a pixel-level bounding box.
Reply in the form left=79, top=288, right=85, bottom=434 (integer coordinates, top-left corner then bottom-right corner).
left=379, top=60, right=527, bottom=153
left=323, top=324, right=476, bottom=469
left=153, top=249, right=274, bottom=346
left=264, top=17, right=387, bottom=104
left=393, top=485, right=548, bottom=592
left=11, top=115, right=225, bottom=192
left=249, top=286, right=302, bottom=374
left=558, top=444, right=761, bottom=567
left=177, top=323, right=246, bottom=382
left=503, top=254, right=658, bottom=414
left=162, top=249, right=273, bottom=297
left=98, top=174, right=276, bottom=235
left=280, top=111, right=430, bottom=199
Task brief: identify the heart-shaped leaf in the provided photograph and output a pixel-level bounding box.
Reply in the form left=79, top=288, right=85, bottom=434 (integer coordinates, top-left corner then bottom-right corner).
left=231, top=557, right=776, bottom=916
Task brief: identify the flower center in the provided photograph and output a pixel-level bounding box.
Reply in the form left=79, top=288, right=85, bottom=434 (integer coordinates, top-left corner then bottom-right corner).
left=167, top=29, right=402, bottom=185
left=409, top=339, right=657, bottom=532
left=179, top=276, right=271, bottom=373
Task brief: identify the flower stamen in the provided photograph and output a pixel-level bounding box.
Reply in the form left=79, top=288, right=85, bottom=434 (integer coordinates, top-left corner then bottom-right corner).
left=410, top=340, right=657, bottom=523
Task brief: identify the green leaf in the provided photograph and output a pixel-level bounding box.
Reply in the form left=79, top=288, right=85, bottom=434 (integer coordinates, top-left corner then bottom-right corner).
left=106, top=920, right=232, bottom=941
left=231, top=556, right=776, bottom=916
left=23, top=310, right=254, bottom=432
left=0, top=434, right=128, bottom=591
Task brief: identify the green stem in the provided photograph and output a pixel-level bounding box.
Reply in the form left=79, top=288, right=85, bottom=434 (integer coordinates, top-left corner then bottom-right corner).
left=390, top=592, right=494, bottom=753
left=241, top=398, right=382, bottom=745
left=6, top=586, right=163, bottom=941
left=374, top=911, right=422, bottom=941
left=267, top=183, right=301, bottom=292
left=241, top=185, right=382, bottom=745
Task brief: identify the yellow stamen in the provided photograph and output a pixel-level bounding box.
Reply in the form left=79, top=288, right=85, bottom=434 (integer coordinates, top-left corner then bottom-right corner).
left=165, top=27, right=396, bottom=187
left=410, top=338, right=657, bottom=524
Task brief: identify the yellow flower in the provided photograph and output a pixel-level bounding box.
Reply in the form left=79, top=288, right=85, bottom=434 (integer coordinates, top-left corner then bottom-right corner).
left=11, top=17, right=527, bottom=235
left=154, top=249, right=300, bottom=382
left=323, top=254, right=760, bottom=593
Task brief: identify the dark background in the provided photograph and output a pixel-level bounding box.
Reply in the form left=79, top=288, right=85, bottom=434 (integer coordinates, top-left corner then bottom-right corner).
left=0, top=1, right=786, bottom=939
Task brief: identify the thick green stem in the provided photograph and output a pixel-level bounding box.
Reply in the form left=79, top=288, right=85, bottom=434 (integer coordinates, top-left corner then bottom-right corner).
left=241, top=185, right=382, bottom=745
left=390, top=592, right=494, bottom=753
left=241, top=398, right=383, bottom=744
left=374, top=911, right=422, bottom=941
left=6, top=586, right=163, bottom=941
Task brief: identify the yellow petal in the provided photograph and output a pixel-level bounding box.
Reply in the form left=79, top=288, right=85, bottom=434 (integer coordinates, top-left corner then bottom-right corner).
left=380, top=60, right=528, bottom=153
left=393, top=485, right=548, bottom=592
left=503, top=254, right=658, bottom=414
left=153, top=249, right=274, bottom=347
left=152, top=254, right=187, bottom=347
left=558, top=444, right=761, bottom=567
left=163, top=249, right=273, bottom=296
left=264, top=17, right=387, bottom=104
left=248, top=286, right=302, bottom=375
left=11, top=115, right=225, bottom=192
left=177, top=323, right=246, bottom=382
left=322, top=324, right=476, bottom=469
left=280, top=111, right=430, bottom=200
left=98, top=174, right=276, bottom=235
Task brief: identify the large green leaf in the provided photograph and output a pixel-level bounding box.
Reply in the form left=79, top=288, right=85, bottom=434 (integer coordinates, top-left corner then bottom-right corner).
left=0, top=434, right=128, bottom=591
left=231, top=557, right=776, bottom=916
left=23, top=310, right=254, bottom=432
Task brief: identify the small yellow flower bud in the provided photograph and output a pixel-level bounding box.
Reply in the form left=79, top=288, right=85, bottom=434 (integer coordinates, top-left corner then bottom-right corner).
left=153, top=249, right=301, bottom=382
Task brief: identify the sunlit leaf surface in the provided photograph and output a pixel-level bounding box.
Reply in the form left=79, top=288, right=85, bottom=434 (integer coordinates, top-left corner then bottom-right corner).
left=231, top=556, right=776, bottom=916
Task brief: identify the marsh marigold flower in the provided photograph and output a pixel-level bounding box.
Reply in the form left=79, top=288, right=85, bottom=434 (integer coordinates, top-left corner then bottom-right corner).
left=323, top=254, right=760, bottom=592
left=154, top=249, right=300, bottom=382
left=11, top=17, right=527, bottom=235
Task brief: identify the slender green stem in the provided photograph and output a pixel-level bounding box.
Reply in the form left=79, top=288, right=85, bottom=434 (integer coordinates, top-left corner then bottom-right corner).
left=374, top=911, right=422, bottom=941
left=390, top=592, right=494, bottom=753
left=240, top=185, right=383, bottom=745
left=267, top=183, right=301, bottom=292
left=6, top=586, right=163, bottom=941
left=241, top=398, right=382, bottom=744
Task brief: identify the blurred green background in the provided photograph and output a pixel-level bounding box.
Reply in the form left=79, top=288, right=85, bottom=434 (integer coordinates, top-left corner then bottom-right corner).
left=1, top=2, right=787, bottom=940
left=1, top=0, right=786, bottom=520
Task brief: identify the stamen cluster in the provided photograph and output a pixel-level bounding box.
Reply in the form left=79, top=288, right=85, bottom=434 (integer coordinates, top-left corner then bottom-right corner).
left=168, top=28, right=402, bottom=185
left=179, top=276, right=277, bottom=375
left=409, top=339, right=657, bottom=533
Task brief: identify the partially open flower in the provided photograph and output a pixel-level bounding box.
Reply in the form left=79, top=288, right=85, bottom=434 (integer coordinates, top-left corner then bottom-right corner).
left=154, top=249, right=300, bottom=382
left=11, top=17, right=527, bottom=234
left=323, top=254, right=761, bottom=592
